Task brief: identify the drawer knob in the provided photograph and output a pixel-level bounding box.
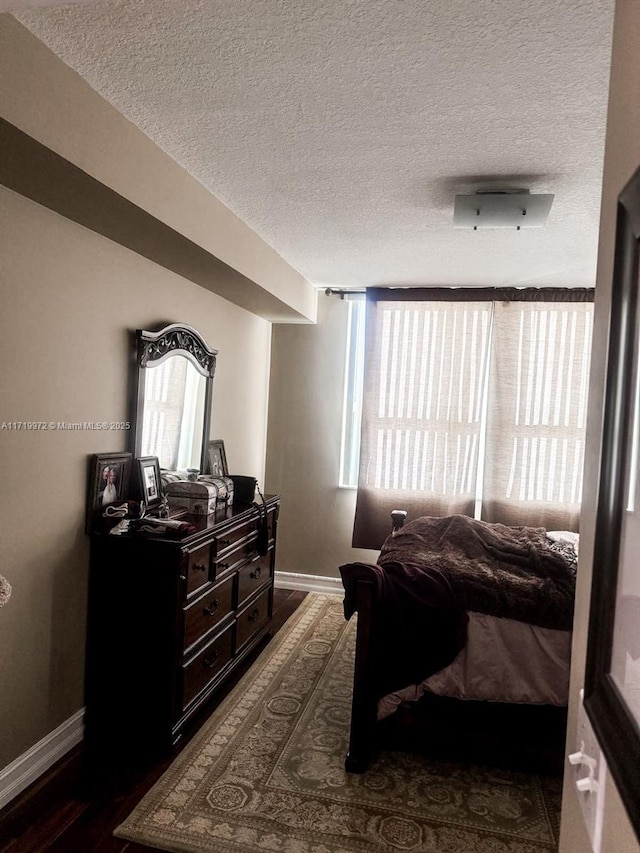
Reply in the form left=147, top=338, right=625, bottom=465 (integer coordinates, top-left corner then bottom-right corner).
left=203, top=600, right=219, bottom=617
left=203, top=650, right=219, bottom=669
left=250, top=567, right=262, bottom=580
left=193, top=563, right=207, bottom=573
left=218, top=562, right=229, bottom=572
left=248, top=608, right=260, bottom=623
left=219, top=538, right=231, bottom=548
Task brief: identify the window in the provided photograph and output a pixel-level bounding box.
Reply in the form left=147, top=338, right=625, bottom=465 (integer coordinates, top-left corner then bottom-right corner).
left=340, top=297, right=366, bottom=487
left=483, top=300, right=593, bottom=524
left=343, top=289, right=594, bottom=549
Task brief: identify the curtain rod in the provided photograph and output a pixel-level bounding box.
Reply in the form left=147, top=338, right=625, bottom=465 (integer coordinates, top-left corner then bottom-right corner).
left=325, top=286, right=595, bottom=302
left=324, top=288, right=366, bottom=299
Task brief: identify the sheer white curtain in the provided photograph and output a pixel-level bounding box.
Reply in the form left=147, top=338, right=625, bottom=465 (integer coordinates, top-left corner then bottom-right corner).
left=352, top=288, right=594, bottom=550
left=352, top=294, right=493, bottom=549
left=482, top=301, right=593, bottom=529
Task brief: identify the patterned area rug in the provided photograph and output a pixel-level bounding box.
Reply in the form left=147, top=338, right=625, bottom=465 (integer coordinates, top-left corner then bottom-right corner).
left=115, top=593, right=561, bottom=852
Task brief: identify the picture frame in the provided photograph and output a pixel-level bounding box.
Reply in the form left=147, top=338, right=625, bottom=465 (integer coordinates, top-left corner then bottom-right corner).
left=584, top=164, right=640, bottom=841
left=136, top=455, right=163, bottom=511
left=86, top=452, right=132, bottom=533
left=207, top=439, right=228, bottom=478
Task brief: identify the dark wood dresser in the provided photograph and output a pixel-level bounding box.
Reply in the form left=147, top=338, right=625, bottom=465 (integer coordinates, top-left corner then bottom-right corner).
left=85, top=496, right=279, bottom=762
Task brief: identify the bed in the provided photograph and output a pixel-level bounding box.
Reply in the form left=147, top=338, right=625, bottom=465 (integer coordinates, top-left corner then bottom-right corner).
left=339, top=513, right=579, bottom=773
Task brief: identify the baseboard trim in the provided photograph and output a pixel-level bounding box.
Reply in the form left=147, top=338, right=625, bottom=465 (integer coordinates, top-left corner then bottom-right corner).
left=274, top=571, right=343, bottom=595
left=0, top=708, right=84, bottom=811
left=0, top=577, right=341, bottom=810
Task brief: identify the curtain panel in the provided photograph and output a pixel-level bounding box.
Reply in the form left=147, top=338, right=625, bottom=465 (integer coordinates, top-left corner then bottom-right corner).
left=352, top=288, right=594, bottom=550
left=482, top=301, right=593, bottom=529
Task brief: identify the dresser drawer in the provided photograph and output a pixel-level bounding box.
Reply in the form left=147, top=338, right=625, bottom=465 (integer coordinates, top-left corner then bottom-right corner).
left=236, top=587, right=271, bottom=650
left=184, top=543, right=212, bottom=597
left=182, top=623, right=234, bottom=710
left=183, top=575, right=234, bottom=652
left=213, top=537, right=259, bottom=578
left=214, top=517, right=257, bottom=557
left=237, top=552, right=273, bottom=607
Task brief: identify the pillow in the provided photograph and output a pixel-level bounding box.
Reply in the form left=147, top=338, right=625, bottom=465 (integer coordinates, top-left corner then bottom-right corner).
left=546, top=530, right=579, bottom=575
left=546, top=530, right=580, bottom=556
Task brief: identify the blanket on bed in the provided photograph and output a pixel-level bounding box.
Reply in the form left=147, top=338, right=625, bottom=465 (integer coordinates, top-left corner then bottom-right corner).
left=339, top=514, right=577, bottom=700
left=378, top=514, right=576, bottom=631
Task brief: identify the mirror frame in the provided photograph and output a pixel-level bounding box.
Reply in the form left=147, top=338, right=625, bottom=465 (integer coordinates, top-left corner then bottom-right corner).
left=584, top=165, right=640, bottom=842
left=130, top=323, right=217, bottom=473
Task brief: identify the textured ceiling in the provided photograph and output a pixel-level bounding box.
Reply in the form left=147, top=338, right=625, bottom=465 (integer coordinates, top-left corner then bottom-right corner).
left=15, top=0, right=614, bottom=289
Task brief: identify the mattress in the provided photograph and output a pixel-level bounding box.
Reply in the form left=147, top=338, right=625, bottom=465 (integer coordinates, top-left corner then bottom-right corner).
left=378, top=610, right=571, bottom=719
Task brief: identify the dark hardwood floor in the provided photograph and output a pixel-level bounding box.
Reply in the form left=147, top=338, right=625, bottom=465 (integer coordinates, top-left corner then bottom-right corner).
left=0, top=589, right=307, bottom=853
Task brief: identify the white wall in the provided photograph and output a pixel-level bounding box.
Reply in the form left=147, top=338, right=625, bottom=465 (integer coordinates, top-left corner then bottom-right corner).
left=559, top=0, right=640, bottom=850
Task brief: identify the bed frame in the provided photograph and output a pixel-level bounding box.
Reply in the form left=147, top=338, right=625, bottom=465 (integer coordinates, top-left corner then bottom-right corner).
left=343, top=511, right=568, bottom=774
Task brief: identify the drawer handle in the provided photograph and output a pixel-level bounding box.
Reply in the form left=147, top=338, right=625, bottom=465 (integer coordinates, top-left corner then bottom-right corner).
left=250, top=567, right=262, bottom=580
left=193, top=563, right=207, bottom=573
left=218, top=537, right=231, bottom=548
left=203, top=651, right=219, bottom=669
left=203, top=600, right=219, bottom=617
left=248, top=608, right=260, bottom=623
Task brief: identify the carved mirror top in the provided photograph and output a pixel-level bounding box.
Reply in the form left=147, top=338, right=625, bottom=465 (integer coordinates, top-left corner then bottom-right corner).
left=137, top=323, right=217, bottom=375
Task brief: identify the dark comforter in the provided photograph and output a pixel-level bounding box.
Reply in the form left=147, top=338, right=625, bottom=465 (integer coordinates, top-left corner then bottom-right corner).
left=379, top=514, right=576, bottom=631
left=339, top=514, right=576, bottom=701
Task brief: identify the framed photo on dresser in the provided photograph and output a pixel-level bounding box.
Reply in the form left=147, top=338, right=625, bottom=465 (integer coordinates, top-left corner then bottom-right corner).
left=136, top=455, right=162, bottom=511
left=207, top=440, right=228, bottom=478
left=86, top=452, right=132, bottom=533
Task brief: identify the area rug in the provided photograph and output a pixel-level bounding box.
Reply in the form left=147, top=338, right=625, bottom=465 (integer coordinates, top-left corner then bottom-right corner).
left=115, top=592, right=561, bottom=852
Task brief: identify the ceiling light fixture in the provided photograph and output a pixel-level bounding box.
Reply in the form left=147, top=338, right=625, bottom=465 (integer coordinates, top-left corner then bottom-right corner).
left=453, top=190, right=554, bottom=230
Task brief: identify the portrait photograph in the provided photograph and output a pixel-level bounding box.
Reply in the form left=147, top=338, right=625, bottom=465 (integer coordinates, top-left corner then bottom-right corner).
left=136, top=456, right=162, bottom=510
left=208, top=440, right=228, bottom=478
left=86, top=452, right=132, bottom=533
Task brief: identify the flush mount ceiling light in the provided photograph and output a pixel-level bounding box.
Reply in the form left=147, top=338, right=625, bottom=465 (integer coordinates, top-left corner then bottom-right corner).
left=453, top=190, right=554, bottom=230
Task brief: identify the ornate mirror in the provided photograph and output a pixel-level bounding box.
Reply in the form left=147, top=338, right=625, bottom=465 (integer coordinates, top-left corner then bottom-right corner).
left=585, top=165, right=640, bottom=841
left=130, top=323, right=217, bottom=472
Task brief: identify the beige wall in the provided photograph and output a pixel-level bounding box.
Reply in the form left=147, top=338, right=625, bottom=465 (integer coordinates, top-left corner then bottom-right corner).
left=559, top=0, right=640, bottom=850
left=0, top=186, right=272, bottom=766
left=266, top=293, right=376, bottom=576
